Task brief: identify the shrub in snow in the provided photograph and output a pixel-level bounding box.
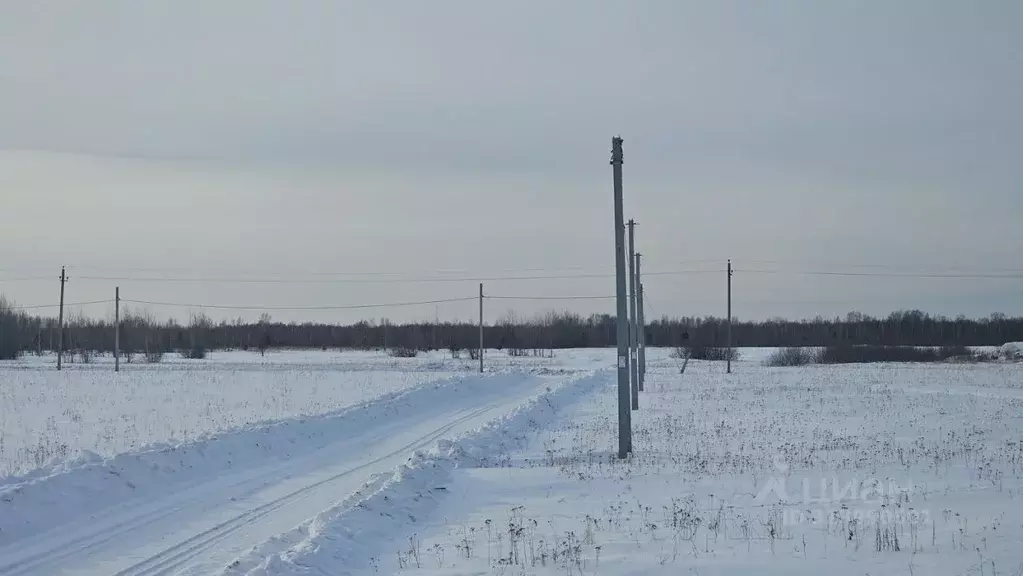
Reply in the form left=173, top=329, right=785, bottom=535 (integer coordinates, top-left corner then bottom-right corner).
left=673, top=345, right=739, bottom=362
left=389, top=347, right=418, bottom=358
left=180, top=346, right=208, bottom=360
left=764, top=347, right=816, bottom=367
left=816, top=344, right=972, bottom=364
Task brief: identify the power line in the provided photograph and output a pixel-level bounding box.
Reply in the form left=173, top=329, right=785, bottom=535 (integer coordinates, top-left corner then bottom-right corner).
left=7, top=260, right=1023, bottom=280
left=643, top=293, right=658, bottom=318
left=54, top=260, right=728, bottom=277
left=0, top=277, right=52, bottom=283
left=737, top=268, right=1023, bottom=280
left=642, top=270, right=722, bottom=277
left=736, top=259, right=1023, bottom=274
left=68, top=264, right=615, bottom=277
left=73, top=269, right=722, bottom=284
left=10, top=299, right=113, bottom=311
left=486, top=295, right=616, bottom=301
left=118, top=297, right=476, bottom=311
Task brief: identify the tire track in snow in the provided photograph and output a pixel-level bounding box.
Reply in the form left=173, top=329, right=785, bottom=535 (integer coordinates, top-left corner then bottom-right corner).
left=2, top=405, right=497, bottom=576
left=0, top=372, right=551, bottom=576
left=113, top=404, right=502, bottom=576
left=231, top=370, right=609, bottom=575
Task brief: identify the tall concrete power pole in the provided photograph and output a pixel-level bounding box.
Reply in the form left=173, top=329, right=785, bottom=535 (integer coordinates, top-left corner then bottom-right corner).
left=611, top=136, right=632, bottom=458
left=636, top=253, right=645, bottom=392
left=727, top=259, right=733, bottom=374
left=115, top=287, right=120, bottom=372
left=478, top=283, right=484, bottom=373
left=627, top=219, right=639, bottom=410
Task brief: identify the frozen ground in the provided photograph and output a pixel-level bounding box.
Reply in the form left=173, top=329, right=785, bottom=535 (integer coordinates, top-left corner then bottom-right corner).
left=342, top=353, right=1023, bottom=576
left=1, top=350, right=484, bottom=478
left=1, top=349, right=1022, bottom=575
left=0, top=349, right=612, bottom=480
left=0, top=350, right=592, bottom=575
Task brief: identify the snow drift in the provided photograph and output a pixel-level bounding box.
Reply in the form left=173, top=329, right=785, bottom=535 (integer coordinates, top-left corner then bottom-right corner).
left=222, top=370, right=609, bottom=575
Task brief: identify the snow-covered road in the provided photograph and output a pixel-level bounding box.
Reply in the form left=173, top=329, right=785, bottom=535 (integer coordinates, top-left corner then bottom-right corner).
left=0, top=371, right=565, bottom=576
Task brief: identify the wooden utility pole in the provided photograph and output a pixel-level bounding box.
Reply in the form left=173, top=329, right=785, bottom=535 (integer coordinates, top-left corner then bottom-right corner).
left=611, top=136, right=632, bottom=458
left=627, top=219, right=639, bottom=409
left=636, top=253, right=645, bottom=391
left=57, top=266, right=66, bottom=371
left=114, top=287, right=120, bottom=372
left=478, top=283, right=484, bottom=373
left=727, top=259, right=733, bottom=374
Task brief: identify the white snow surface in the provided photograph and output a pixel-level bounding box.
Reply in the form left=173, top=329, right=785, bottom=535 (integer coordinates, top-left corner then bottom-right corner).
left=335, top=353, right=1023, bottom=576
left=2, top=348, right=1022, bottom=575
left=0, top=350, right=588, bottom=575
left=0, top=350, right=466, bottom=479
left=1000, top=342, right=1023, bottom=359
left=223, top=370, right=609, bottom=575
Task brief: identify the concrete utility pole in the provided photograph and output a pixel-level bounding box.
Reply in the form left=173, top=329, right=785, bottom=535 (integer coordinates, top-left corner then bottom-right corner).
left=611, top=136, right=632, bottom=458
left=57, top=266, right=66, bottom=371
left=115, top=287, right=120, bottom=372
left=627, top=219, right=639, bottom=409
left=636, top=254, right=645, bottom=392
left=727, top=259, right=733, bottom=374
left=478, top=283, right=484, bottom=373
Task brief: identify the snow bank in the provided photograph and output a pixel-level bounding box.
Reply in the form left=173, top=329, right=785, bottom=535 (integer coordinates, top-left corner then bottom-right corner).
left=999, top=342, right=1022, bottom=359
left=0, top=372, right=527, bottom=545
left=224, top=370, right=609, bottom=575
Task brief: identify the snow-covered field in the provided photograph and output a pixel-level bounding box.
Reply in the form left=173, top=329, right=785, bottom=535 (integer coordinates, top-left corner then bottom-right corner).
left=331, top=352, right=1023, bottom=576
left=0, top=349, right=591, bottom=575
left=0, top=350, right=469, bottom=479
left=1, top=348, right=1021, bottom=575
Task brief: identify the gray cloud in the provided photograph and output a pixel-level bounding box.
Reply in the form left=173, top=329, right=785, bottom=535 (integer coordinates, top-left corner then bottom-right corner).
left=1, top=0, right=1021, bottom=322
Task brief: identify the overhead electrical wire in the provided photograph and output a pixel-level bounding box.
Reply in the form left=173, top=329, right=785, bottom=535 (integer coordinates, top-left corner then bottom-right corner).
left=68, top=267, right=1023, bottom=284
left=486, top=295, right=616, bottom=301
left=73, top=269, right=722, bottom=284
left=9, top=299, right=114, bottom=311
left=66, top=264, right=615, bottom=277
left=736, top=268, right=1023, bottom=280
left=736, top=259, right=1023, bottom=274
left=5, top=260, right=1020, bottom=321
left=0, top=277, right=52, bottom=283
left=37, top=259, right=728, bottom=277
left=7, top=260, right=1022, bottom=285
left=119, top=297, right=476, bottom=311
left=643, top=294, right=658, bottom=317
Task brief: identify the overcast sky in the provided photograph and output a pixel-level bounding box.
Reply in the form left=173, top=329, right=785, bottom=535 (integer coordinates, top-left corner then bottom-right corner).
left=1, top=0, right=1021, bottom=324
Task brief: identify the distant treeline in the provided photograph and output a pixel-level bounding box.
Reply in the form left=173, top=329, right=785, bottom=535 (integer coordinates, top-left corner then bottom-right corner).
left=1, top=295, right=1021, bottom=360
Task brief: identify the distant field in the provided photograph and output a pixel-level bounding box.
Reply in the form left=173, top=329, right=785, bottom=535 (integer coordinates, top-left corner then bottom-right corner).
left=0, top=350, right=471, bottom=479
left=3, top=346, right=1020, bottom=479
